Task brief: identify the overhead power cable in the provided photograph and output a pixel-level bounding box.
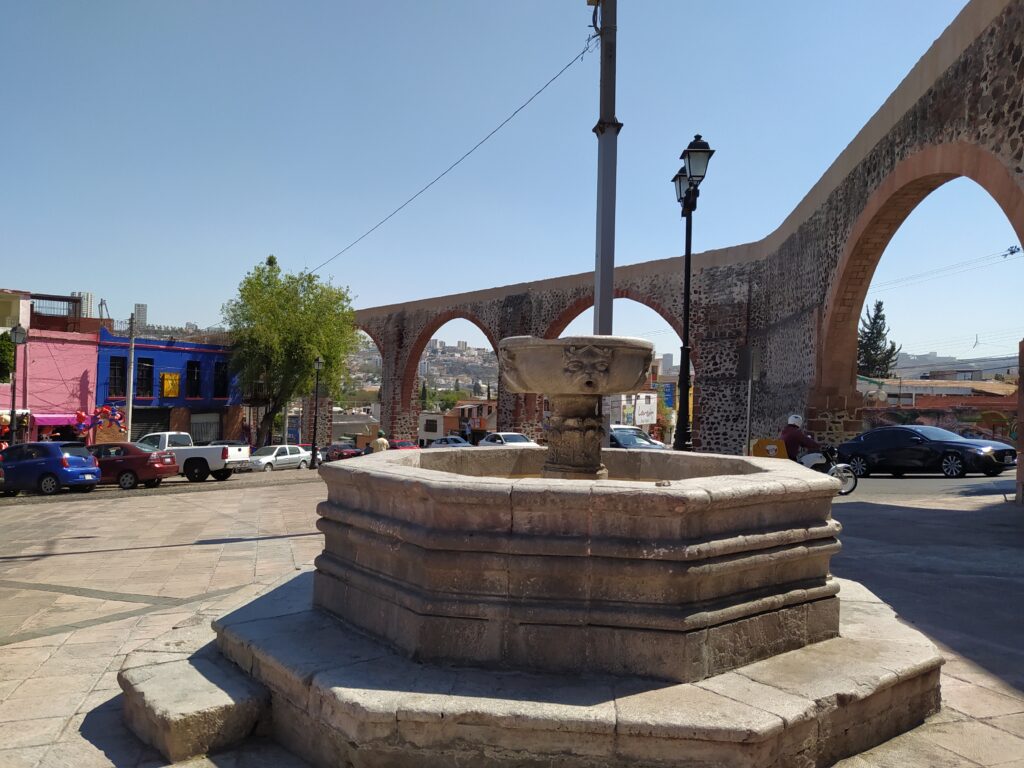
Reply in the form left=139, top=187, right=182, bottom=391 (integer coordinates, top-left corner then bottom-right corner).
left=868, top=245, right=1021, bottom=294
left=309, top=33, right=600, bottom=276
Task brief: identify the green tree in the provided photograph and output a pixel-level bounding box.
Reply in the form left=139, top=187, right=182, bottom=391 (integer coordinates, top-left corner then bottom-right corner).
left=223, top=255, right=359, bottom=447
left=857, top=300, right=902, bottom=378
left=0, top=332, right=12, bottom=383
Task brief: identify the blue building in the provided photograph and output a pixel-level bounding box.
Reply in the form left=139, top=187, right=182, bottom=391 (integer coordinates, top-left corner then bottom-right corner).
left=96, top=328, right=241, bottom=442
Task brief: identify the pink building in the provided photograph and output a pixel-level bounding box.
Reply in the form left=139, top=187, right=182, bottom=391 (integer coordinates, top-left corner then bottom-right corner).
left=3, top=329, right=98, bottom=442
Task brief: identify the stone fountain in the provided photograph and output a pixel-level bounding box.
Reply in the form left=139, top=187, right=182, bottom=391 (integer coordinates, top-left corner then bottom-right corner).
left=118, top=335, right=943, bottom=767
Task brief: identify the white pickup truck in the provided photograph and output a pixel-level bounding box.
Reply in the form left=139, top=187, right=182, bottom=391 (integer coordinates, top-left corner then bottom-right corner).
left=136, top=432, right=250, bottom=482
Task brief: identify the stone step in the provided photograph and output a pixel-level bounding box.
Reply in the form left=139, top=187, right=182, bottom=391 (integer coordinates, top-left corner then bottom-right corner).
left=210, top=573, right=943, bottom=768
left=119, top=654, right=270, bottom=762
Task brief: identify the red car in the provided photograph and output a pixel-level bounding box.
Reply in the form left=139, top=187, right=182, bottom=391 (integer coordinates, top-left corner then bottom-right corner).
left=88, top=442, right=178, bottom=490
left=324, top=443, right=362, bottom=461
left=391, top=440, right=420, bottom=450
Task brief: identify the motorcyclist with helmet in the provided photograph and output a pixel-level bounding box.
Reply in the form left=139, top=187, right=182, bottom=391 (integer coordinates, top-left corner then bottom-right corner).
left=780, top=414, right=820, bottom=461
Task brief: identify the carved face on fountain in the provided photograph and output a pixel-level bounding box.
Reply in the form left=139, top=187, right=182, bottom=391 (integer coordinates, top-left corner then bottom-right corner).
left=562, top=345, right=612, bottom=391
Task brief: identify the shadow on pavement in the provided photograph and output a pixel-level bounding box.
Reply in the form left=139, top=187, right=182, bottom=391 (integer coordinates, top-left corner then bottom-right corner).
left=832, top=498, right=1024, bottom=691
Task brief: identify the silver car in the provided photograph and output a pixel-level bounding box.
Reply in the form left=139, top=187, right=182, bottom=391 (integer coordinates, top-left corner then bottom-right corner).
left=247, top=445, right=311, bottom=471
left=428, top=436, right=473, bottom=448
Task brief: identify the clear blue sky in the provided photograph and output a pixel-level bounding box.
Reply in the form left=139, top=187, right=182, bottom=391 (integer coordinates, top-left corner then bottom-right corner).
left=3, top=1, right=1020, bottom=358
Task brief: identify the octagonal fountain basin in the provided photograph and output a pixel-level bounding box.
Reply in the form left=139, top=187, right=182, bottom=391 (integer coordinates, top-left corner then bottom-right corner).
left=313, top=447, right=843, bottom=682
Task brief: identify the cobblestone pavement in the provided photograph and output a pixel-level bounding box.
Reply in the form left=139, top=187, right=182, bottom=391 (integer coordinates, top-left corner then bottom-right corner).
left=0, top=474, right=1021, bottom=766
left=0, top=479, right=324, bottom=766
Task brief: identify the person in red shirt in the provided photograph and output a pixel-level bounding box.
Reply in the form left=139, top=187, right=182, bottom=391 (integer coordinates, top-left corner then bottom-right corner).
left=780, top=414, right=820, bottom=461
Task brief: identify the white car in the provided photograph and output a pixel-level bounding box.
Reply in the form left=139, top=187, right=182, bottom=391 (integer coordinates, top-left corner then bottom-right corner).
left=478, top=432, right=537, bottom=448
left=247, top=445, right=312, bottom=471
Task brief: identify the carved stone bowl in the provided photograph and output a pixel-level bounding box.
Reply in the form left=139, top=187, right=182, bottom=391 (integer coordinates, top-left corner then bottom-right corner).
left=499, top=335, right=654, bottom=396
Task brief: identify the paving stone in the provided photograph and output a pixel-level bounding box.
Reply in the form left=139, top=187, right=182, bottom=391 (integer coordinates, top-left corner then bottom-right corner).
left=918, top=719, right=1024, bottom=766
left=0, top=716, right=66, bottom=748
left=942, top=677, right=1024, bottom=719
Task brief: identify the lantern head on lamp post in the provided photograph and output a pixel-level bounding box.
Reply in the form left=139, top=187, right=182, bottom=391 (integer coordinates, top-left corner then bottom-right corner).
left=671, top=135, right=713, bottom=452
left=311, top=356, right=325, bottom=469
left=8, top=324, right=28, bottom=446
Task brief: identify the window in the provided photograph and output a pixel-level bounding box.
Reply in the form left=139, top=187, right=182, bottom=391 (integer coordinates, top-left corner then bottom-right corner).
left=109, top=356, right=127, bottom=397
left=137, top=435, right=161, bottom=450
left=168, top=434, right=192, bottom=447
left=288, top=446, right=300, bottom=456
left=213, top=361, right=229, bottom=399
left=424, top=419, right=438, bottom=433
left=136, top=358, right=154, bottom=398
left=186, top=361, right=202, bottom=398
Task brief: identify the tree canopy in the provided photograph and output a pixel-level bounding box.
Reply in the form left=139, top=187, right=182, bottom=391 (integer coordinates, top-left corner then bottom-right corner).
left=0, top=332, right=12, bottom=383
left=222, top=255, right=359, bottom=445
left=857, top=300, right=902, bottom=378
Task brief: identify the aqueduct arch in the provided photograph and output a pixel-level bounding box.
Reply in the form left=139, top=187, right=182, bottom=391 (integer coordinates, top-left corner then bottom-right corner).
left=817, top=142, right=1024, bottom=399
left=354, top=0, right=1024, bottom=454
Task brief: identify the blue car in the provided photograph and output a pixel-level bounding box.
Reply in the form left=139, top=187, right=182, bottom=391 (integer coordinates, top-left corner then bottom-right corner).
left=0, top=441, right=100, bottom=497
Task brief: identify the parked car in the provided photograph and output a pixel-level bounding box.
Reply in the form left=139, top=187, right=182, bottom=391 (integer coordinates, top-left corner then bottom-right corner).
left=298, top=444, right=322, bottom=463
left=609, top=429, right=666, bottom=449
left=478, top=432, right=537, bottom=447
left=428, top=436, right=473, bottom=448
left=610, top=424, right=667, bottom=448
left=323, top=443, right=361, bottom=461
left=87, top=442, right=178, bottom=490
left=209, top=439, right=249, bottom=447
left=247, top=444, right=312, bottom=471
left=837, top=425, right=1017, bottom=478
left=0, top=441, right=99, bottom=496
left=390, top=440, right=420, bottom=450
left=136, top=432, right=250, bottom=482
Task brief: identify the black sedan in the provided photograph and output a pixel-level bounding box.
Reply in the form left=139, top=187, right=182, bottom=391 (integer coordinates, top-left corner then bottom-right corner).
left=838, top=425, right=1017, bottom=478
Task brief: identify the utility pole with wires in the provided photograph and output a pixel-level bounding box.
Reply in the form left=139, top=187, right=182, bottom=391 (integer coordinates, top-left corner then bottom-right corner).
left=589, top=0, right=621, bottom=336
left=126, top=313, right=136, bottom=439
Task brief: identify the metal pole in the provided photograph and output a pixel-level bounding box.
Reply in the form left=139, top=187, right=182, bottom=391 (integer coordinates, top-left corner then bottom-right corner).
left=674, top=200, right=694, bottom=451
left=8, top=345, right=17, bottom=446
left=310, top=368, right=320, bottom=469
left=125, top=313, right=135, bottom=439
left=592, top=0, right=621, bottom=335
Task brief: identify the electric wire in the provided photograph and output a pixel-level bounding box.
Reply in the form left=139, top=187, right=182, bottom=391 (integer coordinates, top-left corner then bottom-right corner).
left=308, top=34, right=600, bottom=276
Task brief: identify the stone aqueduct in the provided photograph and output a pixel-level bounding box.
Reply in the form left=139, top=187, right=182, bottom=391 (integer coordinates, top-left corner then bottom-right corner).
left=356, top=0, right=1024, bottom=455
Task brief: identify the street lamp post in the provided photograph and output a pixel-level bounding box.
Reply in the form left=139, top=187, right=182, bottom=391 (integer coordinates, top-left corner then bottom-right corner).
left=8, top=324, right=28, bottom=446
left=672, top=134, right=714, bottom=452
left=310, top=356, right=324, bottom=469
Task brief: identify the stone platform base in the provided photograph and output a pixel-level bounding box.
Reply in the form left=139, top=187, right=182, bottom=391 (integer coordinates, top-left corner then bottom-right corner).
left=131, top=573, right=939, bottom=768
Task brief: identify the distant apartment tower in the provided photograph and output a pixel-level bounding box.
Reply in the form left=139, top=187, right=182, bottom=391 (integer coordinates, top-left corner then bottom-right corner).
left=133, top=303, right=148, bottom=329
left=70, top=291, right=95, bottom=318
left=661, top=352, right=674, bottom=371
left=457, top=340, right=468, bottom=351
left=428, top=339, right=446, bottom=352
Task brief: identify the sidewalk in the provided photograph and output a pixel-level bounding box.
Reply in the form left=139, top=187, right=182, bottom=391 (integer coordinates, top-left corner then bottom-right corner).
left=0, top=478, right=1021, bottom=767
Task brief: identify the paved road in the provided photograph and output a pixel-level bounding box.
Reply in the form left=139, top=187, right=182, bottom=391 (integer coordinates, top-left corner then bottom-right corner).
left=832, top=473, right=1023, bottom=690
left=0, top=465, right=323, bottom=507
left=0, top=471, right=1021, bottom=766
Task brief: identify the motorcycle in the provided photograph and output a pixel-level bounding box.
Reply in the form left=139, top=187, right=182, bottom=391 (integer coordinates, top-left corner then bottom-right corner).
left=799, top=445, right=857, bottom=496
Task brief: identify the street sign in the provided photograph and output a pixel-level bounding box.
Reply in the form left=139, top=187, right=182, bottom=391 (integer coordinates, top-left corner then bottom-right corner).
left=662, top=383, right=675, bottom=408
left=635, top=394, right=657, bottom=425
